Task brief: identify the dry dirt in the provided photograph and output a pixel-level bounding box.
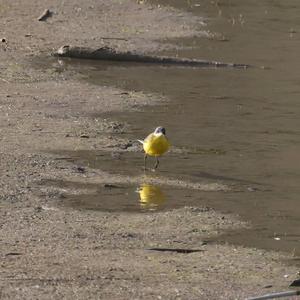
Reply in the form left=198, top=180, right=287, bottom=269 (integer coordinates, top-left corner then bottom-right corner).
left=0, top=0, right=299, bottom=299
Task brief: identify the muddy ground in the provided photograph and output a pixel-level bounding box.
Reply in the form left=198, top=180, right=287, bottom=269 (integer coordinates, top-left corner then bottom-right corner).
left=0, top=0, right=298, bottom=299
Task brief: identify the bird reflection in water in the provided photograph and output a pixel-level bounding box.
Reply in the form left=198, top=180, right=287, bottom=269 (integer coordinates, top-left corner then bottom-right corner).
left=137, top=184, right=166, bottom=211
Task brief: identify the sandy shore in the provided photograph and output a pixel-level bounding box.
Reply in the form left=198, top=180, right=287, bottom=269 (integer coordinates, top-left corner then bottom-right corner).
left=0, top=0, right=298, bottom=299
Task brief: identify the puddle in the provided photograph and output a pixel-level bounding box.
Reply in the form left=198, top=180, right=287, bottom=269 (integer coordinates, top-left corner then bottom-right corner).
left=50, top=149, right=245, bottom=189
left=44, top=149, right=233, bottom=212
left=64, top=184, right=199, bottom=212
left=39, top=0, right=300, bottom=256
left=44, top=180, right=202, bottom=213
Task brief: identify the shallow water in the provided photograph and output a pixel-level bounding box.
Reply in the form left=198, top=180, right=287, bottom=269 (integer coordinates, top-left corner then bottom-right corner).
left=42, top=177, right=201, bottom=213
left=47, top=1, right=300, bottom=256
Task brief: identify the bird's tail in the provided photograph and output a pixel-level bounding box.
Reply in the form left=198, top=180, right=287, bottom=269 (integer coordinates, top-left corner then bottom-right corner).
left=137, top=139, right=144, bottom=144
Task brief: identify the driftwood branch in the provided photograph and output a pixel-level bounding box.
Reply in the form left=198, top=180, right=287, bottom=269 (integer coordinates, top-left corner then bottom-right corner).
left=247, top=290, right=300, bottom=300
left=54, top=45, right=250, bottom=69
left=38, top=9, right=52, bottom=21
left=290, top=278, right=300, bottom=287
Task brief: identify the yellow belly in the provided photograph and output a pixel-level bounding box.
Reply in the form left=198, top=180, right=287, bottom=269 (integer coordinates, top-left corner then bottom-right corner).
left=143, top=134, right=170, bottom=156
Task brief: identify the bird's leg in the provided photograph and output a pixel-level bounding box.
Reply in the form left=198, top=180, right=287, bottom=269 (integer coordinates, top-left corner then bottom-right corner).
left=144, top=154, right=147, bottom=171
left=154, top=157, right=159, bottom=170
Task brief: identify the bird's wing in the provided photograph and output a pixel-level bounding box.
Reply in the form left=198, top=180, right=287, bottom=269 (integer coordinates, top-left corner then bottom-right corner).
left=138, top=132, right=155, bottom=144
left=143, top=133, right=155, bottom=143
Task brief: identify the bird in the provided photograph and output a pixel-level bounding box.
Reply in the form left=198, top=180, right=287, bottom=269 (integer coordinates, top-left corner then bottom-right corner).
left=138, top=126, right=170, bottom=170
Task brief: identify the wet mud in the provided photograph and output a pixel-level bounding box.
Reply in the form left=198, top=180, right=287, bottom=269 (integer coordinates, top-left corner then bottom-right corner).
left=0, top=0, right=299, bottom=299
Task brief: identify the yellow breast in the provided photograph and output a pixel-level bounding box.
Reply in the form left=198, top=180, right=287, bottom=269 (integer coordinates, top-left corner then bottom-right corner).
left=143, top=133, right=170, bottom=156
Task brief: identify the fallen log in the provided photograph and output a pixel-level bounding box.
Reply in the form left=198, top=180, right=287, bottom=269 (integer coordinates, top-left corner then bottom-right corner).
left=54, top=45, right=250, bottom=69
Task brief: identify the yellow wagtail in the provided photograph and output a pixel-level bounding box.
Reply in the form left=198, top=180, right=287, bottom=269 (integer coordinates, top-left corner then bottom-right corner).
left=138, top=126, right=170, bottom=170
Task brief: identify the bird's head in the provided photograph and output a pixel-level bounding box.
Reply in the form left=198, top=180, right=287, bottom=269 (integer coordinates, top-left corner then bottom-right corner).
left=154, top=126, right=166, bottom=136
